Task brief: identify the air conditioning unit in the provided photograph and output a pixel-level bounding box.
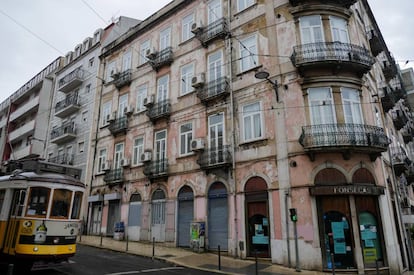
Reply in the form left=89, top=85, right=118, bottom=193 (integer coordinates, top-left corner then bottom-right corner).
left=143, top=95, right=155, bottom=107
left=191, top=22, right=203, bottom=34
left=145, top=48, right=157, bottom=59
left=191, top=138, right=205, bottom=151
left=121, top=158, right=130, bottom=167
left=101, top=161, right=111, bottom=171
left=140, top=151, right=152, bottom=162
left=191, top=73, right=205, bottom=88
left=124, top=105, right=134, bottom=116
left=106, top=113, right=115, bottom=123
left=110, top=68, right=120, bottom=78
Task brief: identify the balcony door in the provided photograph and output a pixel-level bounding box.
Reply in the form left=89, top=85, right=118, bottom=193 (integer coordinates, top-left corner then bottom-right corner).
left=208, top=50, right=223, bottom=96
left=208, top=0, right=222, bottom=24
left=118, top=94, right=128, bottom=118
left=330, top=16, right=350, bottom=60
left=208, top=113, right=224, bottom=164
left=299, top=15, right=325, bottom=60
left=155, top=130, right=167, bottom=173
left=114, top=142, right=124, bottom=170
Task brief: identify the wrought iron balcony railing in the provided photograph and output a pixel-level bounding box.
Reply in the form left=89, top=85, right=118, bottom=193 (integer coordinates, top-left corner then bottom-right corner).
left=50, top=122, right=77, bottom=144
left=197, top=77, right=229, bottom=104
left=291, top=42, right=374, bottom=74
left=382, top=60, right=398, bottom=81
left=148, top=47, right=173, bottom=71
left=194, top=18, right=229, bottom=47
left=55, top=92, right=80, bottom=118
left=367, top=29, right=382, bottom=57
left=146, top=99, right=171, bottom=122
left=391, top=110, right=409, bottom=130
left=104, top=168, right=124, bottom=185
left=197, top=145, right=232, bottom=170
left=289, top=0, right=357, bottom=8
left=390, top=146, right=411, bottom=176
left=58, top=67, right=84, bottom=93
left=143, top=159, right=169, bottom=181
left=113, top=69, right=132, bottom=89
left=108, top=116, right=128, bottom=136
left=48, top=153, right=74, bottom=165
left=299, top=123, right=390, bottom=161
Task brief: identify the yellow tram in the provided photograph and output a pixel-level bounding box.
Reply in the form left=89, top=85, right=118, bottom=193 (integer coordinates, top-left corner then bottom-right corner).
left=0, top=159, right=85, bottom=270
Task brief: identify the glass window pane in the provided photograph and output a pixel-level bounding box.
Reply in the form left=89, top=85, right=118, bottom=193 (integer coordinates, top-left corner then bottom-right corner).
left=26, top=187, right=50, bottom=217
left=51, top=189, right=72, bottom=219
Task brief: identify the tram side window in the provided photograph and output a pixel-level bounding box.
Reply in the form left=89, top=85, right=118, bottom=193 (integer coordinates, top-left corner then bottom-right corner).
left=71, top=191, right=83, bottom=219
left=26, top=187, right=50, bottom=217
left=51, top=189, right=72, bottom=219
left=0, top=190, right=5, bottom=214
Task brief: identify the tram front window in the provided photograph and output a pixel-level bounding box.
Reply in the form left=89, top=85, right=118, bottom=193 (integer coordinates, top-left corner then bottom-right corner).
left=51, top=189, right=72, bottom=219
left=71, top=191, right=83, bottom=219
left=26, top=187, right=50, bottom=217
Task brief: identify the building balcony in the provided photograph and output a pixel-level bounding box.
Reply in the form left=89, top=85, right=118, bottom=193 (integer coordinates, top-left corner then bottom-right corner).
left=289, top=0, right=357, bottom=8
left=196, top=77, right=229, bottom=105
left=146, top=99, right=171, bottom=123
left=143, top=159, right=169, bottom=182
left=48, top=153, right=74, bottom=165
left=58, top=67, right=85, bottom=93
left=54, top=93, right=80, bottom=118
left=193, top=18, right=229, bottom=47
left=13, top=141, right=44, bottom=160
left=367, top=29, right=382, bottom=57
left=291, top=42, right=374, bottom=76
left=9, top=95, right=40, bottom=122
left=8, top=119, right=35, bottom=142
left=108, top=116, right=128, bottom=136
left=391, top=109, right=409, bottom=130
left=382, top=60, right=398, bottom=81
left=299, top=123, right=390, bottom=161
left=405, top=165, right=414, bottom=183
left=50, top=122, right=76, bottom=144
left=197, top=145, right=232, bottom=171
left=401, top=126, right=413, bottom=144
left=113, top=69, right=132, bottom=89
left=104, top=168, right=124, bottom=186
left=390, top=146, right=411, bottom=176
left=148, top=47, right=173, bottom=71
left=380, top=87, right=399, bottom=113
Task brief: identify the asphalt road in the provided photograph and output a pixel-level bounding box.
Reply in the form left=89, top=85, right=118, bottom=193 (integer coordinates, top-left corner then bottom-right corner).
left=0, top=244, right=218, bottom=275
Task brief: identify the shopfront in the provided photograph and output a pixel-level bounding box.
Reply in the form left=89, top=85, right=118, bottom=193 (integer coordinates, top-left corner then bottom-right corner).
left=310, top=168, right=386, bottom=271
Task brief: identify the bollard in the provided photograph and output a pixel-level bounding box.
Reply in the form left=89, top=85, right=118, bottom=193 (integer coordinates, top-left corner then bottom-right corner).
left=7, top=263, right=13, bottom=275
left=126, top=235, right=129, bottom=251
left=218, top=245, right=221, bottom=270
left=255, top=250, right=258, bottom=275
left=331, top=253, right=335, bottom=275
left=100, top=232, right=103, bottom=246
left=152, top=237, right=155, bottom=261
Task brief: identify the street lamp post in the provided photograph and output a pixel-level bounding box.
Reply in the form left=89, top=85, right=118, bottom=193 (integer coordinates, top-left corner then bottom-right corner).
left=254, top=70, right=279, bottom=102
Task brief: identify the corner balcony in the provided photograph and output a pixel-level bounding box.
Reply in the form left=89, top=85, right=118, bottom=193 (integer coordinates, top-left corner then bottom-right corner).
left=143, top=159, right=169, bottom=182
left=50, top=123, right=76, bottom=144
left=391, top=109, right=409, bottom=130
left=196, top=77, right=229, bottom=105
left=193, top=18, right=229, bottom=47
left=8, top=119, right=35, bottom=142
left=289, top=0, right=357, bottom=8
left=58, top=67, right=84, bottom=93
left=197, top=146, right=232, bottom=172
left=148, top=47, right=173, bottom=71
left=367, top=29, right=382, bottom=57
left=108, top=116, right=128, bottom=136
left=291, top=42, right=374, bottom=76
left=48, top=153, right=74, bottom=165
left=113, top=69, right=132, bottom=89
left=104, top=168, right=124, bottom=186
left=390, top=146, right=411, bottom=176
left=146, top=99, right=171, bottom=123
left=299, top=123, right=390, bottom=161
left=54, top=93, right=80, bottom=118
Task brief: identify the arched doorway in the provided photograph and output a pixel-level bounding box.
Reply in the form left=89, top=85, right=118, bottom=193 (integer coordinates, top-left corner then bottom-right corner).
left=128, top=193, right=142, bottom=241
left=245, top=176, right=270, bottom=258
left=177, top=185, right=194, bottom=247
left=151, top=188, right=166, bottom=242
left=208, top=182, right=228, bottom=250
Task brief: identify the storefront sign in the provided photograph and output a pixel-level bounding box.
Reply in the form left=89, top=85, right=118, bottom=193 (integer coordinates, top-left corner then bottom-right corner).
left=309, top=185, right=384, bottom=196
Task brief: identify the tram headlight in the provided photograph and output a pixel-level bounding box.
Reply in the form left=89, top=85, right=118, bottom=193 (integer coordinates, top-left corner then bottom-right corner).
left=53, top=237, right=60, bottom=244
left=33, top=246, right=38, bottom=252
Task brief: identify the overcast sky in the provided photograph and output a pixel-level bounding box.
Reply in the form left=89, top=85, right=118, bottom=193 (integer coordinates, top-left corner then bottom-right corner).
left=0, top=1, right=413, bottom=104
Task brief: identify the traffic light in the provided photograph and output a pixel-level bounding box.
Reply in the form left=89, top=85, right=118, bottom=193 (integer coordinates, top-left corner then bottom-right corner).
left=289, top=208, right=297, bottom=222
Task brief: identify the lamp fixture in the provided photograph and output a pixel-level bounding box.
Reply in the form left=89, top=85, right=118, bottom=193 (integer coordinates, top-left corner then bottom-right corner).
left=254, top=69, right=279, bottom=102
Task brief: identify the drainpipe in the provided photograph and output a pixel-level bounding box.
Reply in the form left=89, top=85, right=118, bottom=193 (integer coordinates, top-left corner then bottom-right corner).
left=285, top=189, right=291, bottom=267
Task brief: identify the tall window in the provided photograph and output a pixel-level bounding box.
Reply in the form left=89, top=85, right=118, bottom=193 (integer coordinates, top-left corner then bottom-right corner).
left=122, top=50, right=132, bottom=71
left=114, top=143, right=124, bottom=169
left=140, top=40, right=150, bottom=65
left=242, top=102, right=263, bottom=141
left=240, top=35, right=258, bottom=72
left=181, top=63, right=194, bottom=95
left=160, top=27, right=171, bottom=50
left=180, top=122, right=193, bottom=156
left=133, top=136, right=144, bottom=165
left=157, top=75, right=169, bottom=103
left=238, top=0, right=255, bottom=12
left=106, top=61, right=116, bottom=82
left=308, top=87, right=336, bottom=125
left=102, top=101, right=112, bottom=126
left=208, top=0, right=222, bottom=24
left=299, top=15, right=324, bottom=44
left=98, top=148, right=107, bottom=172
left=182, top=13, right=195, bottom=42
left=330, top=16, right=349, bottom=43
left=208, top=50, right=223, bottom=82
left=155, top=130, right=167, bottom=161
left=136, top=84, right=148, bottom=113
left=118, top=94, right=128, bottom=118
left=341, top=88, right=363, bottom=124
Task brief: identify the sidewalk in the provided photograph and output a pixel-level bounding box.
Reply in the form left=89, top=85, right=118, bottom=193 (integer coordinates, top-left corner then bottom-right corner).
left=77, top=235, right=334, bottom=275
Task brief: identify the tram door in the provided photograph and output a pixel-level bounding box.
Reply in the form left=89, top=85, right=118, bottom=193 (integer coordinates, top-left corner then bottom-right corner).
left=3, top=189, right=25, bottom=255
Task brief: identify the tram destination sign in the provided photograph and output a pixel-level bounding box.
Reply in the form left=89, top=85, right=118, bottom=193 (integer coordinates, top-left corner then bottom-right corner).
left=309, top=184, right=385, bottom=196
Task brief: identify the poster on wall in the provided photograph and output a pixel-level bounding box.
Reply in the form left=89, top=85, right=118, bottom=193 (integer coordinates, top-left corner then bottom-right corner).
left=252, top=224, right=268, bottom=244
